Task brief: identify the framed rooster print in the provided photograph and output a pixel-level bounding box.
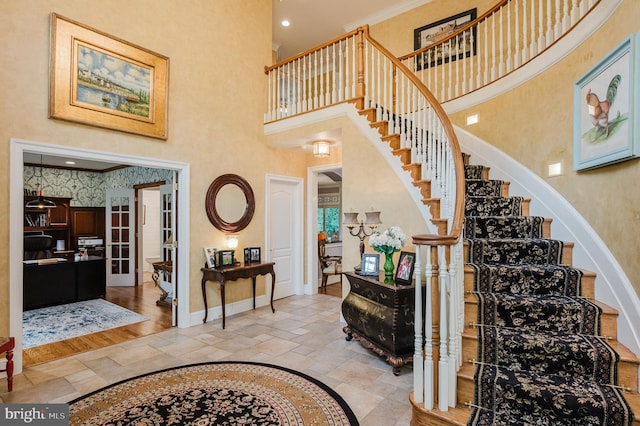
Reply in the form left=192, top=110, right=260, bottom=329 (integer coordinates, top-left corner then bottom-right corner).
left=573, top=34, right=639, bottom=171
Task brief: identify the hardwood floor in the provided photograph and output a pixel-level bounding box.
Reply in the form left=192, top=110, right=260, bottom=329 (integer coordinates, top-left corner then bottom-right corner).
left=22, top=278, right=342, bottom=367
left=22, top=278, right=172, bottom=367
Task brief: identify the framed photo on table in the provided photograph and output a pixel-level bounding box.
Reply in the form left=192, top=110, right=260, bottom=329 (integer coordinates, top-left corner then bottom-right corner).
left=360, top=253, right=380, bottom=276
left=49, top=13, right=169, bottom=139
left=243, top=247, right=261, bottom=264
left=203, top=247, right=217, bottom=268
left=395, top=251, right=415, bottom=285
left=217, top=250, right=235, bottom=267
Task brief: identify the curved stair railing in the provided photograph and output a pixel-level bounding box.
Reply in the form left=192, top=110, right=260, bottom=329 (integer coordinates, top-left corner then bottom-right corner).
left=398, top=0, right=601, bottom=104
left=264, top=0, right=608, bottom=416
left=265, top=26, right=466, bottom=411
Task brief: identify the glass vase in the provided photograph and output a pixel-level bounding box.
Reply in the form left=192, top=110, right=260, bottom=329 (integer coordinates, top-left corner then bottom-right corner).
left=383, top=252, right=395, bottom=278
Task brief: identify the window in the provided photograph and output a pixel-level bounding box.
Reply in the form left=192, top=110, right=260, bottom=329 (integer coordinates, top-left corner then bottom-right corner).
left=318, top=184, right=341, bottom=242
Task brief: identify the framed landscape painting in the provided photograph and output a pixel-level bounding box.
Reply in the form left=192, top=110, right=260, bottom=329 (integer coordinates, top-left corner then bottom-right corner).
left=573, top=34, right=639, bottom=171
left=49, top=14, right=169, bottom=139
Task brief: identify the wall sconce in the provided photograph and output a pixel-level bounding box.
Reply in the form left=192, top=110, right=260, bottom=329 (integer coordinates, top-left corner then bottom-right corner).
left=226, top=234, right=239, bottom=250
left=312, top=140, right=331, bottom=158
left=343, top=210, right=382, bottom=270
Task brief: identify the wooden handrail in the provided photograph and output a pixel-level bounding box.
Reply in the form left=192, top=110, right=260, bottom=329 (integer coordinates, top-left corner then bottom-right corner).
left=265, top=27, right=361, bottom=73
left=362, top=27, right=465, bottom=247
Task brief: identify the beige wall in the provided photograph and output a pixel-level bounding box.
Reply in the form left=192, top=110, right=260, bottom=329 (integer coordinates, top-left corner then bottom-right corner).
left=0, top=1, right=311, bottom=334
left=370, top=0, right=640, bottom=299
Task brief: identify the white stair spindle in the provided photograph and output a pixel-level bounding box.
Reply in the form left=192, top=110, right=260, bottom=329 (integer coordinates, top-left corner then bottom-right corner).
left=438, top=245, right=449, bottom=412
left=413, top=247, right=424, bottom=405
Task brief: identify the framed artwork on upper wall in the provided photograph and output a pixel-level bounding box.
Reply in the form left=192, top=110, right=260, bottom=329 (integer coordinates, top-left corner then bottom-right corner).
left=573, top=34, right=639, bottom=171
left=49, top=13, right=169, bottom=139
left=413, top=9, right=477, bottom=71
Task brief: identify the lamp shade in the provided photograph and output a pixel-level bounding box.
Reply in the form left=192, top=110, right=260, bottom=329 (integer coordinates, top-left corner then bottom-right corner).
left=226, top=234, right=239, bottom=250
left=364, top=211, right=382, bottom=226
left=312, top=140, right=330, bottom=157
left=343, top=212, right=359, bottom=227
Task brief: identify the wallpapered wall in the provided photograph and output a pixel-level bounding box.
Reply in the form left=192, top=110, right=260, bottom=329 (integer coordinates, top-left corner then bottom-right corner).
left=24, top=166, right=173, bottom=207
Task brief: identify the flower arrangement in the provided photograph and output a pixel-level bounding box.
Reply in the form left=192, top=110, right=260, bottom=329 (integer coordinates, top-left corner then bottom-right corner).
left=369, top=226, right=406, bottom=255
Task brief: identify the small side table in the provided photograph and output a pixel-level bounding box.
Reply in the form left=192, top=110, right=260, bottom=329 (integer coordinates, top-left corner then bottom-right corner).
left=0, top=337, right=15, bottom=392
left=201, top=262, right=276, bottom=329
left=152, top=260, right=173, bottom=307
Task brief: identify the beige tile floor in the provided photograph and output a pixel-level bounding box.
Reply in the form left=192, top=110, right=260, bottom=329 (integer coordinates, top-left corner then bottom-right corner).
left=1, top=291, right=414, bottom=425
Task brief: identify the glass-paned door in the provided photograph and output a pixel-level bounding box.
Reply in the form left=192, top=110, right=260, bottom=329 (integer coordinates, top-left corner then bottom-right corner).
left=160, top=181, right=177, bottom=325
left=106, top=189, right=135, bottom=286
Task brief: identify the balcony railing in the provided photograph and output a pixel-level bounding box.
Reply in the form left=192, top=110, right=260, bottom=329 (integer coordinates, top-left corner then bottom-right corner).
left=398, top=0, right=601, bottom=104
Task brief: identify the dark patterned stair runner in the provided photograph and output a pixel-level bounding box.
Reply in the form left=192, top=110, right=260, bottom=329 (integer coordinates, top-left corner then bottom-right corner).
left=464, top=163, right=634, bottom=425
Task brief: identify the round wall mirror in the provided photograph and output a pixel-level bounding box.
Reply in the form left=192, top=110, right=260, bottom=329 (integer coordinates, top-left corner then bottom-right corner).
left=205, top=174, right=255, bottom=233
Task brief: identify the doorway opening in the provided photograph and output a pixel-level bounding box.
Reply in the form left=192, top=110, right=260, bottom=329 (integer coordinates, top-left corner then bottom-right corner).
left=306, top=163, right=342, bottom=297
left=10, top=138, right=190, bottom=374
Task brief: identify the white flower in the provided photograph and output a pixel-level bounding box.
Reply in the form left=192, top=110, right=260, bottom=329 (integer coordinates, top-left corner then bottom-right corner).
left=369, top=226, right=406, bottom=254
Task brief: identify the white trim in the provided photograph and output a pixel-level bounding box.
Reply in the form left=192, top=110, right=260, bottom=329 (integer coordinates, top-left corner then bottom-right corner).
left=443, top=0, right=623, bottom=114
left=10, top=138, right=191, bottom=375
left=265, top=174, right=304, bottom=298
left=455, top=126, right=640, bottom=360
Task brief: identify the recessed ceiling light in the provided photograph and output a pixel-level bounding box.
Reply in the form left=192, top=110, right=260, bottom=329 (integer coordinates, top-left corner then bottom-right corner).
left=65, top=161, right=76, bottom=165
left=281, top=20, right=290, bottom=27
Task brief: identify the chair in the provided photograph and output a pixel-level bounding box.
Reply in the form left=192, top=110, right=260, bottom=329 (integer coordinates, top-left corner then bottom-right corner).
left=0, top=337, right=14, bottom=392
left=23, top=234, right=53, bottom=260
left=318, top=238, right=342, bottom=289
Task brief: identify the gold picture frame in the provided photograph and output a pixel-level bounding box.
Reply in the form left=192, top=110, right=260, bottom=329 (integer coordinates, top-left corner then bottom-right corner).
left=49, top=13, right=169, bottom=139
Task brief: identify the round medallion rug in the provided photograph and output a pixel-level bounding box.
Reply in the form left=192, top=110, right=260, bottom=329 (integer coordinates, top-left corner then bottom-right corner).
left=69, top=361, right=359, bottom=425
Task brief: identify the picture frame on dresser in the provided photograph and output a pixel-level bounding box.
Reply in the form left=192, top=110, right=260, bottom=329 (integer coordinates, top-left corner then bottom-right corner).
left=395, top=251, right=415, bottom=285
left=360, top=253, right=379, bottom=276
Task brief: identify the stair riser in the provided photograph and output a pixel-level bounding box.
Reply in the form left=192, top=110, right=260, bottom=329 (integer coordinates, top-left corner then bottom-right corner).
left=463, top=267, right=595, bottom=298
left=461, top=334, right=638, bottom=392
left=465, top=299, right=618, bottom=340
left=463, top=242, right=573, bottom=266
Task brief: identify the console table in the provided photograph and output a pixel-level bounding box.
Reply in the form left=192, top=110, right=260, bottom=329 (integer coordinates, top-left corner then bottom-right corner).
left=201, top=262, right=276, bottom=329
left=342, top=271, right=423, bottom=375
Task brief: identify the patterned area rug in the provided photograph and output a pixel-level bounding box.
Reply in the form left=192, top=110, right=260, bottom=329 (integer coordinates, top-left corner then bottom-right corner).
left=23, top=299, right=148, bottom=348
left=69, top=362, right=360, bottom=425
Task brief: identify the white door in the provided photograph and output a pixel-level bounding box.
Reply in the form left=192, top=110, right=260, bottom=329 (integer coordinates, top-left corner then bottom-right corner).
left=160, top=181, right=177, bottom=326
left=106, top=189, right=136, bottom=286
left=267, top=175, right=303, bottom=299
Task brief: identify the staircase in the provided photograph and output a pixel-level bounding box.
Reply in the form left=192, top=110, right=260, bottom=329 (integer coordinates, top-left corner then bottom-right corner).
left=263, top=5, right=640, bottom=423
left=357, top=105, right=640, bottom=423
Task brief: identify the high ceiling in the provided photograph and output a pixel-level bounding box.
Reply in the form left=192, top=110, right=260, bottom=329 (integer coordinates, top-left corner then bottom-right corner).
left=272, top=0, right=429, bottom=61
left=29, top=3, right=432, bottom=169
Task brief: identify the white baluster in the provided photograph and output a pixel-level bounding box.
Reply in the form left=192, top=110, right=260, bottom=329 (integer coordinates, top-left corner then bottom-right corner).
left=413, top=247, right=424, bottom=405
left=530, top=0, right=537, bottom=58
left=522, top=0, right=530, bottom=62
left=539, top=0, right=546, bottom=50
left=491, top=13, right=497, bottom=81
left=483, top=20, right=489, bottom=87
left=571, top=0, right=579, bottom=26
left=554, top=0, right=562, bottom=39
left=331, top=43, right=337, bottom=104
left=438, top=245, right=449, bottom=411
left=424, top=246, right=434, bottom=409
left=448, top=243, right=457, bottom=407
left=515, top=0, right=521, bottom=68
left=499, top=6, right=505, bottom=77
left=507, top=3, right=513, bottom=73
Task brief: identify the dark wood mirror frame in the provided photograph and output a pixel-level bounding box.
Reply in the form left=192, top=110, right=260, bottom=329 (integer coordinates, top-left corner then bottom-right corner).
left=205, top=174, right=255, bottom=233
